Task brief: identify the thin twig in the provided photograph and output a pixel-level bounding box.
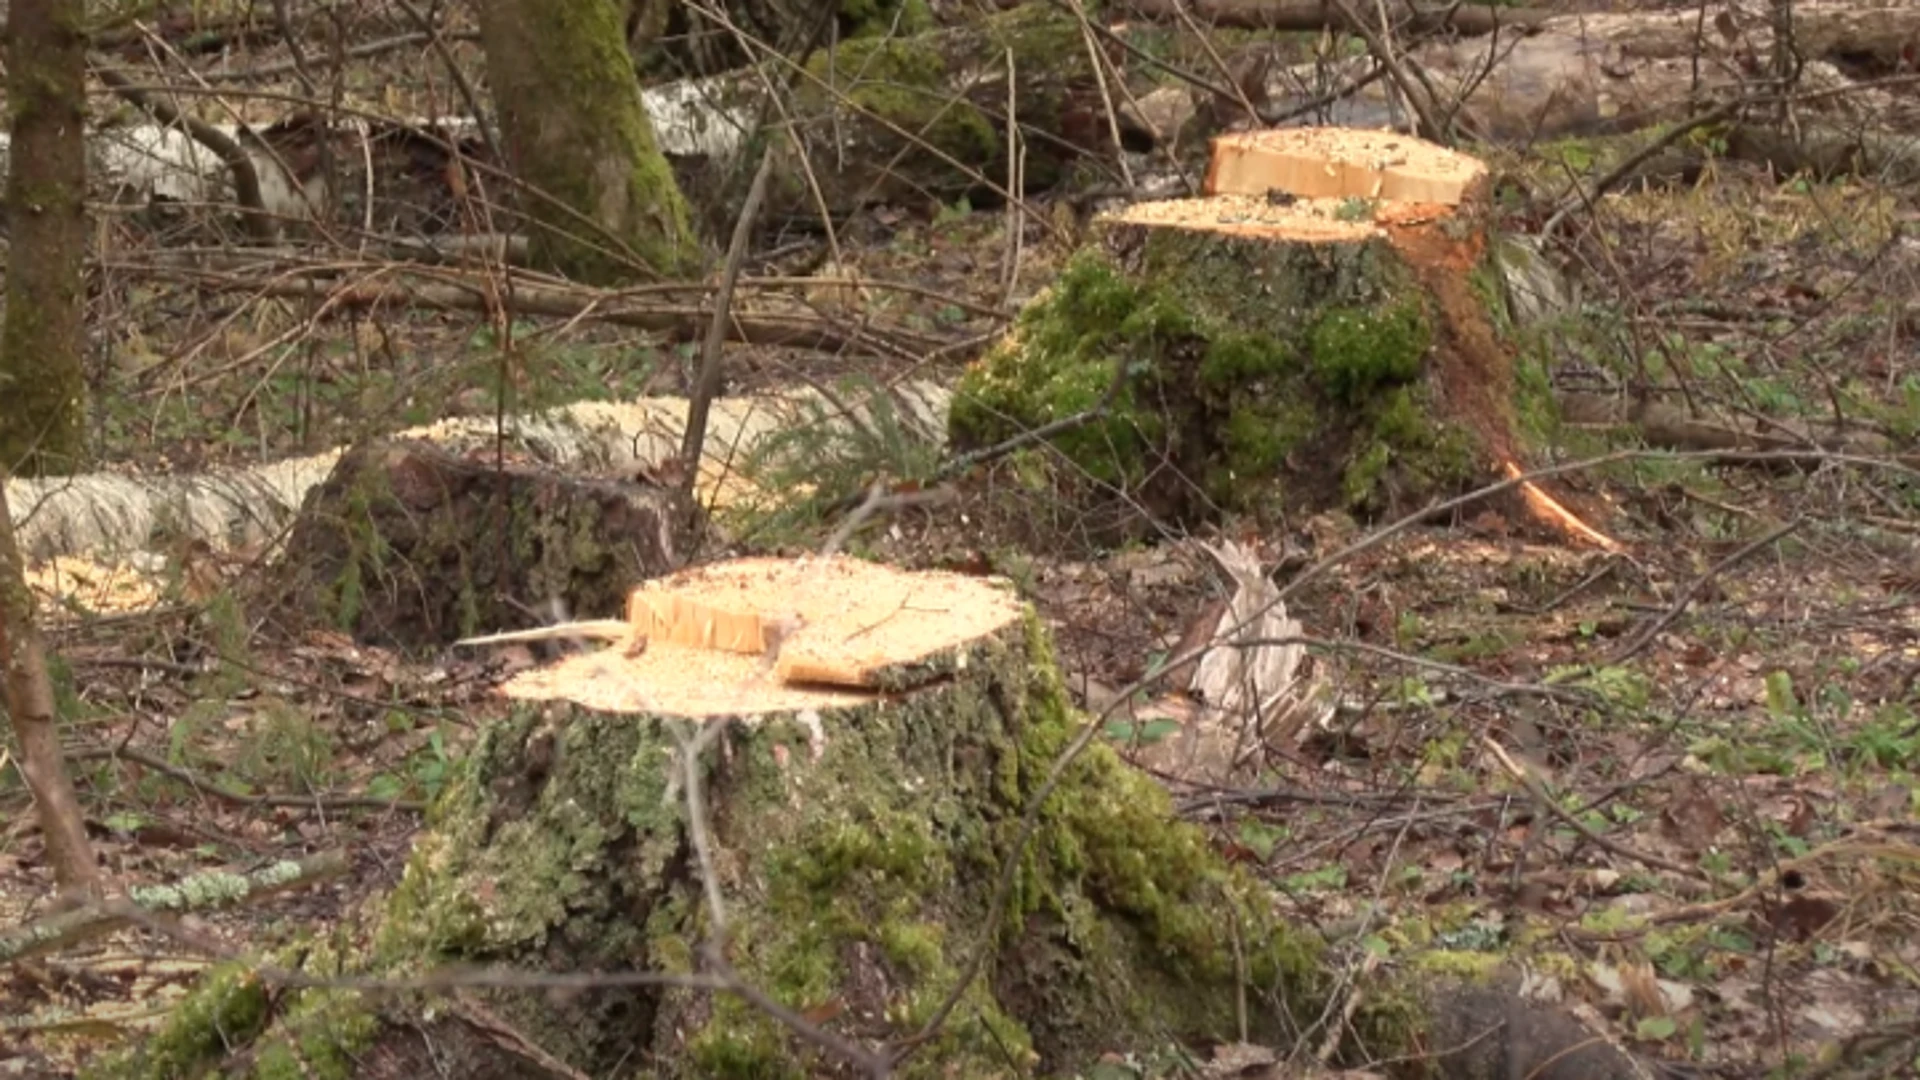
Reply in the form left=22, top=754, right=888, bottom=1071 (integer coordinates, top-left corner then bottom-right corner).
left=1607, top=515, right=1806, bottom=663
left=682, top=150, right=777, bottom=501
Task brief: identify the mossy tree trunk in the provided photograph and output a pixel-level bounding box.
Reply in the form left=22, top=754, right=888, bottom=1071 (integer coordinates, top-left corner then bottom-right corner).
left=0, top=0, right=90, bottom=475
left=476, top=0, right=703, bottom=284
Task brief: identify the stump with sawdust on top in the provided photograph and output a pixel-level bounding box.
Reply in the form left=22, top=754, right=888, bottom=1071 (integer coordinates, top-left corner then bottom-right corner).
left=113, top=554, right=1344, bottom=1077
left=115, top=553, right=1649, bottom=1079
left=952, top=126, right=1615, bottom=549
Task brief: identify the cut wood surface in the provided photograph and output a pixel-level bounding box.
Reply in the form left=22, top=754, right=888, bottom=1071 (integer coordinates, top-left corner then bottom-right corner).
left=500, top=556, right=1025, bottom=713
left=1204, top=127, right=1488, bottom=205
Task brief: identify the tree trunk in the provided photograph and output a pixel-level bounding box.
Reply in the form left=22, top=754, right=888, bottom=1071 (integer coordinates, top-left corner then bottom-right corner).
left=949, top=127, right=1575, bottom=545
left=0, top=0, right=90, bottom=475
left=0, top=478, right=98, bottom=901
left=475, top=0, right=703, bottom=283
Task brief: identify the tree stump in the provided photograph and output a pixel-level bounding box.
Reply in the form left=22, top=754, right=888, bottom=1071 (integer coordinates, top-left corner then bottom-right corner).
left=108, top=554, right=1653, bottom=1080
left=950, top=127, right=1570, bottom=541
left=266, top=440, right=690, bottom=651
left=116, top=556, right=1331, bottom=1077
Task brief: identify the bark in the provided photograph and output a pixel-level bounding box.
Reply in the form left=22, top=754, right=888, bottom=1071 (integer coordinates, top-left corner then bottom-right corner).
left=0, top=0, right=90, bottom=475
left=265, top=440, right=693, bottom=651
left=0, top=479, right=98, bottom=900
left=475, top=0, right=702, bottom=283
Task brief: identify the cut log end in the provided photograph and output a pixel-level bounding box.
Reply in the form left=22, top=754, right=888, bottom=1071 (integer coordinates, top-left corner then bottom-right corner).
left=1204, top=126, right=1489, bottom=206
left=495, top=556, right=1024, bottom=716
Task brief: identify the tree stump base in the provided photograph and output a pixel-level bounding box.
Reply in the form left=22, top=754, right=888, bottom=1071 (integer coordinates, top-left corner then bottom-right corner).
left=266, top=440, right=690, bottom=651
left=951, top=127, right=1574, bottom=542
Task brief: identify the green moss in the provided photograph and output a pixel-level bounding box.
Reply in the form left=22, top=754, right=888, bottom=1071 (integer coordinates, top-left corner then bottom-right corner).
left=1012, top=617, right=1324, bottom=1024
left=250, top=988, right=380, bottom=1080
left=93, top=962, right=271, bottom=1078
left=481, top=0, right=700, bottom=282
left=1309, top=302, right=1430, bottom=405
left=689, top=997, right=806, bottom=1080
left=952, top=254, right=1186, bottom=488
left=839, top=0, right=933, bottom=36
left=950, top=225, right=1509, bottom=528
left=803, top=34, right=997, bottom=168
left=1414, top=949, right=1508, bottom=981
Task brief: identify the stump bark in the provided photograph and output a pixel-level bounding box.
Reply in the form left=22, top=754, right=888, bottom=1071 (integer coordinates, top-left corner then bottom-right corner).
left=266, top=440, right=690, bottom=651
left=950, top=127, right=1558, bottom=540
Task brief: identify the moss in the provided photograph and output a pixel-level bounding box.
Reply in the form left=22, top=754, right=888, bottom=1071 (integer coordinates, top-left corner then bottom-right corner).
left=1011, top=615, right=1324, bottom=1028
left=688, top=997, right=806, bottom=1079
left=802, top=33, right=997, bottom=172
left=952, top=223, right=1504, bottom=530
left=951, top=254, right=1185, bottom=488
left=91, top=962, right=271, bottom=1078
left=86, top=943, right=378, bottom=1080
left=250, top=988, right=380, bottom=1080
left=480, top=0, right=700, bottom=282
left=1309, top=302, right=1430, bottom=406
left=1414, top=949, right=1508, bottom=981
left=839, top=0, right=933, bottom=37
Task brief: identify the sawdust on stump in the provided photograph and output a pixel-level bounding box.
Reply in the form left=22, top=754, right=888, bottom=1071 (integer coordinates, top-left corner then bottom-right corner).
left=499, top=555, right=1027, bottom=714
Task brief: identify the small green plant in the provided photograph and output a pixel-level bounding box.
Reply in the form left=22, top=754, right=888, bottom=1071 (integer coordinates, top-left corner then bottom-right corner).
left=732, top=374, right=946, bottom=545
left=1334, top=196, right=1375, bottom=222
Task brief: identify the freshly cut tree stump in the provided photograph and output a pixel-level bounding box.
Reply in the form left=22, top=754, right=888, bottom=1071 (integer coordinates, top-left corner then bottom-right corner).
left=952, top=125, right=1604, bottom=545
left=109, top=555, right=1653, bottom=1080
left=265, top=439, right=691, bottom=651
left=113, top=556, right=1337, bottom=1077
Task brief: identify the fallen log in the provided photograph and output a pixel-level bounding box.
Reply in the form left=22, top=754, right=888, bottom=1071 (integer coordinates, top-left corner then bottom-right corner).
left=99, top=554, right=1653, bottom=1079
left=3, top=381, right=948, bottom=566
left=950, top=126, right=1615, bottom=549
left=1121, top=0, right=1551, bottom=36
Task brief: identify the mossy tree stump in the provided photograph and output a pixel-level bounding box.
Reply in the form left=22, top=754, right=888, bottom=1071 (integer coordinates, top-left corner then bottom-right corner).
left=107, top=554, right=1653, bottom=1080
left=265, top=440, right=690, bottom=652
left=951, top=128, right=1552, bottom=538
left=114, top=557, right=1326, bottom=1077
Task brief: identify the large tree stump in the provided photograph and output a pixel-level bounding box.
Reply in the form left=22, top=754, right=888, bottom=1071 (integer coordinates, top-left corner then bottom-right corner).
left=950, top=127, right=1565, bottom=540
left=110, top=556, right=1329, bottom=1076
left=104, top=554, right=1653, bottom=1079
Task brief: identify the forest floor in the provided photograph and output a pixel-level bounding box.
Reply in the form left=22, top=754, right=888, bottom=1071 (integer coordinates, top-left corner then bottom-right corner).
left=5, top=5, right=1920, bottom=1078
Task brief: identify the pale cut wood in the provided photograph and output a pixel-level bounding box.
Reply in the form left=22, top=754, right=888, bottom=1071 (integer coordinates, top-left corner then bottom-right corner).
left=490, top=556, right=1025, bottom=712
left=1113, top=192, right=1382, bottom=241
left=1205, top=127, right=1487, bottom=206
